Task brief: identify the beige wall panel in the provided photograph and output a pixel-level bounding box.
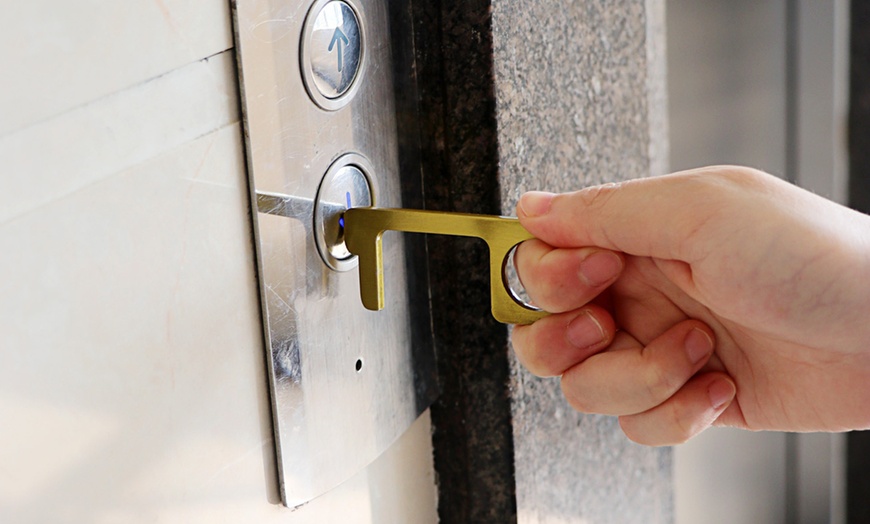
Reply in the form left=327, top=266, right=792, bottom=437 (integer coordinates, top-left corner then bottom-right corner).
left=0, top=120, right=437, bottom=522
left=1, top=0, right=233, bottom=136
left=1, top=50, right=239, bottom=226
left=2, top=1, right=438, bottom=520
left=2, top=5, right=438, bottom=519
left=0, top=124, right=274, bottom=522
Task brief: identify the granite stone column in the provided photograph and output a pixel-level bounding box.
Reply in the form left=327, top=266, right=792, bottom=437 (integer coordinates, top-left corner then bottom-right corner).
left=494, top=0, right=672, bottom=522
left=413, top=0, right=672, bottom=521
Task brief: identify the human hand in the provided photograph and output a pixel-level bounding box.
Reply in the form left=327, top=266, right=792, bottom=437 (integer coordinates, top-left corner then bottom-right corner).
left=511, top=166, right=870, bottom=445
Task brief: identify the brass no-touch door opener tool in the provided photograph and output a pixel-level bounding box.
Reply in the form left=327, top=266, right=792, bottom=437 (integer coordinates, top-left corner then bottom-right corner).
left=343, top=207, right=549, bottom=325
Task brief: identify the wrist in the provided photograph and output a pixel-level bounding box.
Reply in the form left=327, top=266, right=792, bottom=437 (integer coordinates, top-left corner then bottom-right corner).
left=835, top=206, right=870, bottom=349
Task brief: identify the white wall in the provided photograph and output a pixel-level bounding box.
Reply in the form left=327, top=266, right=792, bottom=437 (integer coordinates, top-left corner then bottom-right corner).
left=0, top=2, right=437, bottom=522
left=667, top=2, right=790, bottom=517
left=668, top=1, right=848, bottom=523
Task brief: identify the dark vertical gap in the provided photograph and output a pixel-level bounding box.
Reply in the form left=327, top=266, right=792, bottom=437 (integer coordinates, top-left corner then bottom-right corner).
left=849, top=0, right=870, bottom=215
left=784, top=0, right=800, bottom=521
left=848, top=432, right=870, bottom=523
left=408, top=0, right=518, bottom=522
left=387, top=0, right=439, bottom=417
left=848, top=1, right=870, bottom=522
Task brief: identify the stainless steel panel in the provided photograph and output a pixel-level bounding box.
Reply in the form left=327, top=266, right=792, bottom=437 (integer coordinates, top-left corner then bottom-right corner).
left=233, top=0, right=435, bottom=507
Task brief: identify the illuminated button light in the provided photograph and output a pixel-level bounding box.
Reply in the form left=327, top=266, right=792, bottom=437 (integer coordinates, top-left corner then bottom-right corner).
left=313, top=153, right=375, bottom=271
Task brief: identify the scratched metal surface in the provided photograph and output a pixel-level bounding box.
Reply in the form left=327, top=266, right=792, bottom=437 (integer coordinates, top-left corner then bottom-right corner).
left=233, top=0, right=435, bottom=507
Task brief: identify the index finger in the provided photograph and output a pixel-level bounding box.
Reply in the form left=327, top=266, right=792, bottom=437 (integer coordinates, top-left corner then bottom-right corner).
left=516, top=166, right=771, bottom=262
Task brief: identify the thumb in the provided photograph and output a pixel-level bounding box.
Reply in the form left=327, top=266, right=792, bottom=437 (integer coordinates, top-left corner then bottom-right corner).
left=516, top=166, right=759, bottom=261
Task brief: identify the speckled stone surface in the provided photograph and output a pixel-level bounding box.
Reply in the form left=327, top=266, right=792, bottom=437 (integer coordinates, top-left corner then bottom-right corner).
left=410, top=0, right=671, bottom=521
left=409, top=1, right=520, bottom=521
left=492, top=0, right=673, bottom=522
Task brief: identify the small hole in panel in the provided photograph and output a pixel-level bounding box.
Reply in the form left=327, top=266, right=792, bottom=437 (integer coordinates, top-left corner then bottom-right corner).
left=355, top=358, right=364, bottom=373
left=503, top=243, right=540, bottom=311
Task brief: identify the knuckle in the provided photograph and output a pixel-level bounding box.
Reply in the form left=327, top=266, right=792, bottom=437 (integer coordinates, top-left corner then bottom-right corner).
left=510, top=328, right=534, bottom=364
left=618, top=417, right=648, bottom=445
left=690, top=165, right=770, bottom=193
left=524, top=353, right=554, bottom=378
left=512, top=335, right=546, bottom=377
left=666, top=405, right=694, bottom=445
left=619, top=409, right=692, bottom=447
left=520, top=264, right=575, bottom=313
left=518, top=283, right=554, bottom=314
left=717, top=165, right=768, bottom=184
left=643, top=364, right=679, bottom=404
left=535, top=281, right=573, bottom=312
left=576, top=182, right=622, bottom=210
left=514, top=238, right=545, bottom=264
left=512, top=243, right=536, bottom=283
left=560, top=375, right=592, bottom=413
left=532, top=248, right=606, bottom=312
left=512, top=323, right=565, bottom=378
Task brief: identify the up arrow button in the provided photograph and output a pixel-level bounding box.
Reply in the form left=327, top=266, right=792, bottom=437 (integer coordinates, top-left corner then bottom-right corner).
left=329, top=27, right=350, bottom=72
left=301, top=0, right=364, bottom=110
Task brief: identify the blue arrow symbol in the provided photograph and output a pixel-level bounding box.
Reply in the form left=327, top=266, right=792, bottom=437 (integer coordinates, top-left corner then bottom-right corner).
left=328, top=27, right=350, bottom=72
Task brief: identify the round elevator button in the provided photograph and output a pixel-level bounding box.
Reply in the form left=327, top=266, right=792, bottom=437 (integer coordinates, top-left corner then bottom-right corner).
left=300, top=0, right=364, bottom=110
left=314, top=154, right=375, bottom=271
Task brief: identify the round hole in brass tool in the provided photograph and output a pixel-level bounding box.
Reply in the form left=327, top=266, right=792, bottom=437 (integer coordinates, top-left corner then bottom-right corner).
left=314, top=153, right=376, bottom=272
left=502, top=243, right=544, bottom=312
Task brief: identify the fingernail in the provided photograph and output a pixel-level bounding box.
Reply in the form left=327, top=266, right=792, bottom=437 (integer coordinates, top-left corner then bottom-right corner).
left=519, top=191, right=555, bottom=217
left=685, top=328, right=713, bottom=365
left=708, top=379, right=736, bottom=410
left=579, top=251, right=623, bottom=287
left=566, top=310, right=606, bottom=349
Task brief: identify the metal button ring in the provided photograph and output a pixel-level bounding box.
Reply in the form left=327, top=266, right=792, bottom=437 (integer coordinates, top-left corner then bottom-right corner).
left=300, top=0, right=365, bottom=110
